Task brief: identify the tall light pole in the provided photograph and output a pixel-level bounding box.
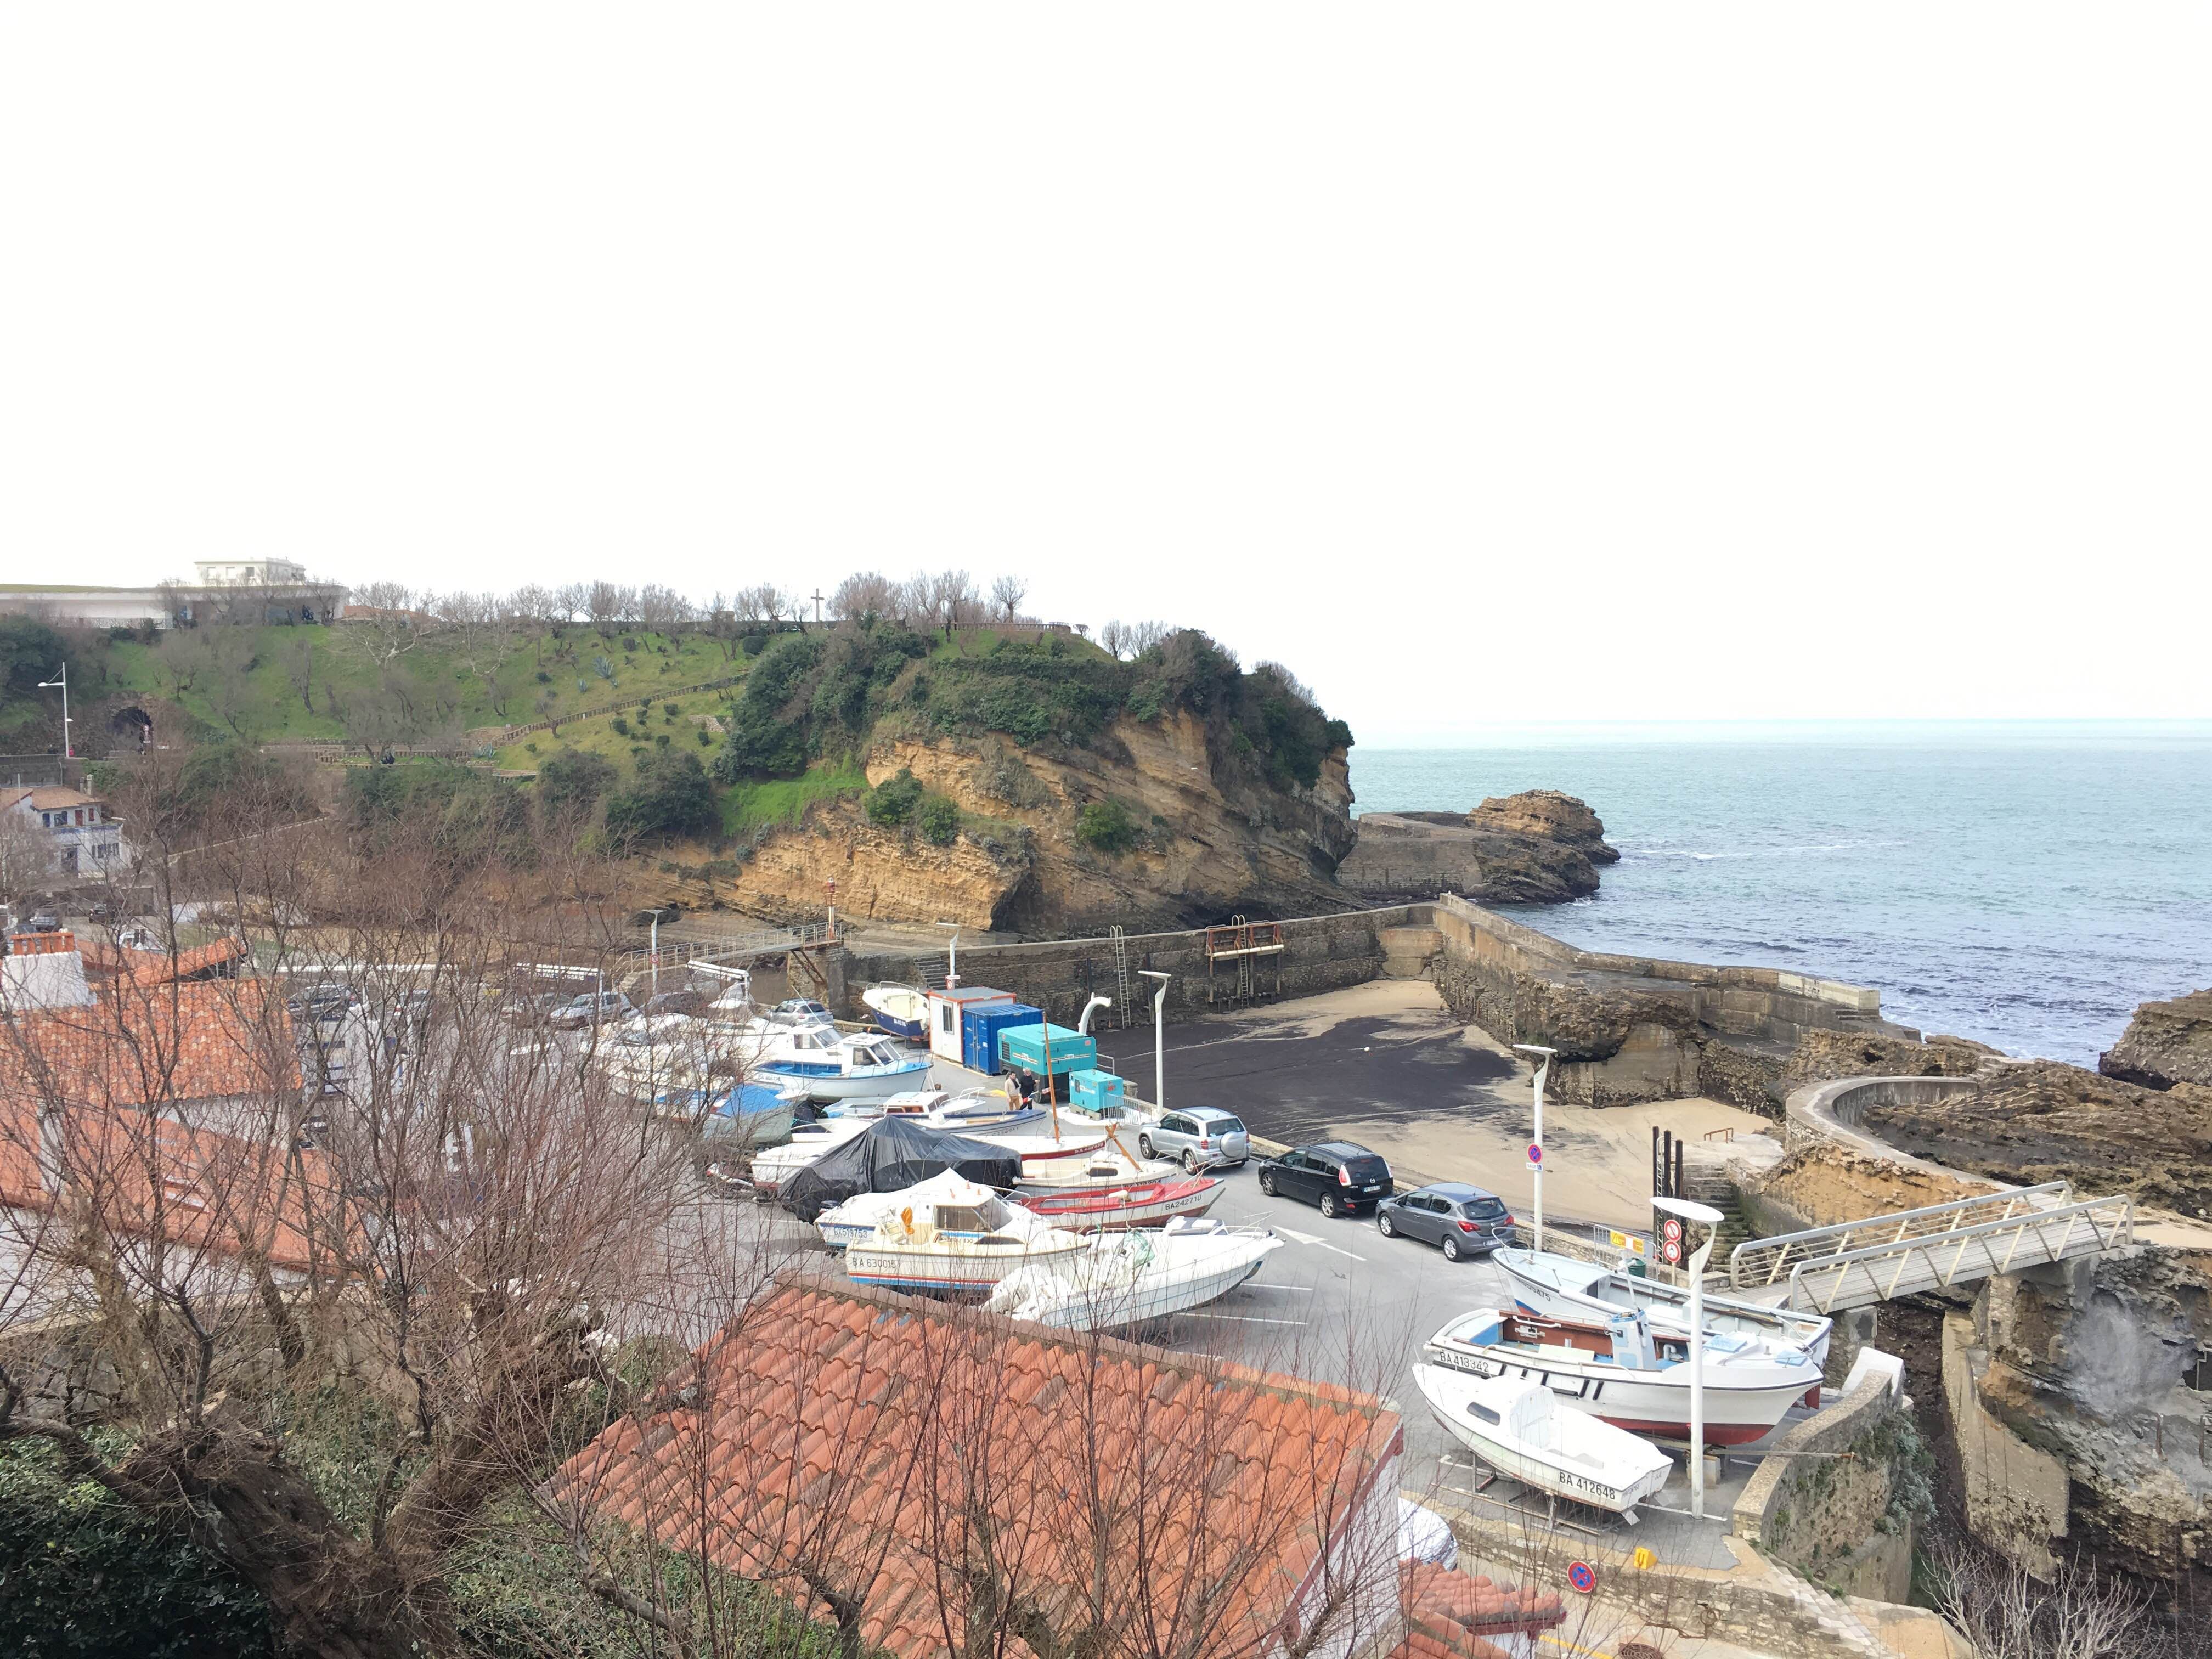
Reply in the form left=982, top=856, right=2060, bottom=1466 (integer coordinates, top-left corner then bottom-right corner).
left=1652, top=1195, right=1725, bottom=1518
left=936, top=923, right=960, bottom=989
left=1138, top=970, right=1170, bottom=1113
left=1511, top=1044, right=1557, bottom=1252
left=36, top=665, right=71, bottom=760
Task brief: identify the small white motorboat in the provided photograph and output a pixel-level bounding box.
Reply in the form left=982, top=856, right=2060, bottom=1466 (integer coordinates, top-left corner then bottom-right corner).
left=1013, top=1144, right=1183, bottom=1197
left=1014, top=1174, right=1224, bottom=1232
left=981, top=1218, right=1283, bottom=1331
left=843, top=1187, right=1091, bottom=1299
left=746, top=1102, right=891, bottom=1190
left=753, top=1030, right=933, bottom=1102
left=861, top=984, right=929, bottom=1041
left=1494, top=1248, right=1834, bottom=1370
left=818, top=1169, right=1013, bottom=1250
left=1423, top=1307, right=1822, bottom=1446
left=1412, top=1364, right=1673, bottom=1520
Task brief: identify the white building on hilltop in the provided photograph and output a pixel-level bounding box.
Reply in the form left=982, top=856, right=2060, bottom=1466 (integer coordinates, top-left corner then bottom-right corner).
left=193, top=558, right=309, bottom=585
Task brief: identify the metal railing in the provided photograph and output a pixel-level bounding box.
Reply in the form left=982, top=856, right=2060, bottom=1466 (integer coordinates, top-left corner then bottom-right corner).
left=1728, top=1182, right=2135, bottom=1312
left=609, top=922, right=837, bottom=985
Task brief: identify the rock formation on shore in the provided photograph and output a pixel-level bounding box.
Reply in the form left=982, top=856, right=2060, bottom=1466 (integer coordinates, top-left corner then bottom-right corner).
left=1863, top=1059, right=2212, bottom=1217
left=1335, top=791, right=1620, bottom=904
left=2100, top=988, right=2212, bottom=1091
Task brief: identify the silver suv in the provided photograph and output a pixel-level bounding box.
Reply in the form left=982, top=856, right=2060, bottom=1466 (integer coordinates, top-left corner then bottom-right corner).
left=1137, top=1107, right=1250, bottom=1173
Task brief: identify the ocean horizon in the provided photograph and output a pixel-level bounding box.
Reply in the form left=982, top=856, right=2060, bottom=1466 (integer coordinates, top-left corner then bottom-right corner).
left=1348, top=720, right=2212, bottom=1067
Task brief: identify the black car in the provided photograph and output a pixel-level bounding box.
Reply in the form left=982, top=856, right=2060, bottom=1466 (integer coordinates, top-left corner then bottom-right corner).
left=1256, top=1142, right=1393, bottom=1218
left=1375, top=1182, right=1515, bottom=1262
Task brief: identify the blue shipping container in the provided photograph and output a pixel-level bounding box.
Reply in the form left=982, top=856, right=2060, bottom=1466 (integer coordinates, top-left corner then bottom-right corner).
left=962, top=1003, right=1042, bottom=1075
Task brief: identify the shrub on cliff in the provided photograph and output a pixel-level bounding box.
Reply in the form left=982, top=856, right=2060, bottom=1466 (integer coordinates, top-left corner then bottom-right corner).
left=866, top=767, right=924, bottom=827
left=605, top=751, right=720, bottom=843
left=916, top=794, right=961, bottom=846
left=538, top=749, right=616, bottom=822
left=1075, top=797, right=1139, bottom=854
left=923, top=635, right=1127, bottom=745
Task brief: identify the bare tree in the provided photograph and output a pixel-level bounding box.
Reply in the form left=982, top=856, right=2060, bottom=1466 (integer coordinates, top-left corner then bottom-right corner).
left=1928, top=1543, right=2166, bottom=1659
left=551, top=582, right=592, bottom=624
left=829, top=571, right=900, bottom=624
left=0, top=772, right=735, bottom=1657
left=732, top=583, right=792, bottom=625
left=504, top=584, right=557, bottom=624
left=283, top=633, right=317, bottom=715
left=0, top=808, right=54, bottom=901
left=989, top=574, right=1028, bottom=625
left=1098, top=619, right=1132, bottom=659
left=636, top=585, right=696, bottom=630
left=586, top=583, right=637, bottom=627
left=1126, top=619, right=1171, bottom=656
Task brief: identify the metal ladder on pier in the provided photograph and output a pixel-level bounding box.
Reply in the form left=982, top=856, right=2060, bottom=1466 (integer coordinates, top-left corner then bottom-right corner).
left=1110, top=926, right=1133, bottom=1028
left=1726, top=1182, right=2135, bottom=1313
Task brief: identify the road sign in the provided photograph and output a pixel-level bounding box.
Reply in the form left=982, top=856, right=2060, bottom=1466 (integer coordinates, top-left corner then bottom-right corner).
left=1609, top=1230, right=1649, bottom=1257
left=1567, top=1561, right=1596, bottom=1595
left=1632, top=1546, right=1657, bottom=1571
left=1661, top=1216, right=1684, bottom=1243
left=1526, top=1143, right=1542, bottom=1165
left=1662, top=1238, right=1684, bottom=1265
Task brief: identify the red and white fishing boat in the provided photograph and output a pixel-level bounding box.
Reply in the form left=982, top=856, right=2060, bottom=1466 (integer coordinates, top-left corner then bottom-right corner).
left=1014, top=1173, right=1223, bottom=1232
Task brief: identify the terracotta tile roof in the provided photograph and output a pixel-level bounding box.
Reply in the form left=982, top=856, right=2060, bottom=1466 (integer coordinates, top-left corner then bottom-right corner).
left=0, top=1094, right=342, bottom=1276
left=0, top=978, right=298, bottom=1109
left=1390, top=1563, right=1565, bottom=1659
left=2, top=786, right=102, bottom=811
left=547, top=1276, right=1410, bottom=1659
left=78, top=935, right=247, bottom=986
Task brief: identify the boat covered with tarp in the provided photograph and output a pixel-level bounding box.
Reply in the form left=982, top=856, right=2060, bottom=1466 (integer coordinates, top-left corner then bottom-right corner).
left=779, top=1115, right=1023, bottom=1222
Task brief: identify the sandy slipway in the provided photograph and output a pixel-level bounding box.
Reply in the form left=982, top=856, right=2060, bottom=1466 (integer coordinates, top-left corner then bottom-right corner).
left=1091, top=979, right=1768, bottom=1233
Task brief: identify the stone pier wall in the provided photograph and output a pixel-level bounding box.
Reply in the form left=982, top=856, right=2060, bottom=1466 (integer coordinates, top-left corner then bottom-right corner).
left=837, top=904, right=1426, bottom=1028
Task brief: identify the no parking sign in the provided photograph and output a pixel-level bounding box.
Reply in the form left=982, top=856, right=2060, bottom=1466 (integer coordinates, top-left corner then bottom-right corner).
left=1567, top=1561, right=1597, bottom=1595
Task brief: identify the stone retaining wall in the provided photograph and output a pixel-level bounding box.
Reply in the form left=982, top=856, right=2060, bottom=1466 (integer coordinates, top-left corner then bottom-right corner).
left=1733, top=1374, right=1917, bottom=1602
left=838, top=904, right=1427, bottom=1028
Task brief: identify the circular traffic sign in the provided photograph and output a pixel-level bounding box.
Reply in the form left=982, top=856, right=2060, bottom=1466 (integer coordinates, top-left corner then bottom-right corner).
left=1526, top=1143, right=1542, bottom=1165
left=1567, top=1561, right=1596, bottom=1595
left=1661, top=1217, right=1684, bottom=1243
left=1662, top=1239, right=1684, bottom=1265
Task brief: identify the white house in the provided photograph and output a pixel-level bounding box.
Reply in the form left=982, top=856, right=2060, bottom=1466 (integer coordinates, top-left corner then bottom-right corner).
left=1, top=786, right=129, bottom=878
left=192, top=558, right=308, bottom=585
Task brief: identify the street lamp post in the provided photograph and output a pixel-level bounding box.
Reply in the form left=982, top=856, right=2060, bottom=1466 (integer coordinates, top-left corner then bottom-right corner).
left=36, top=665, right=71, bottom=760
left=1138, top=970, right=1170, bottom=1113
left=936, top=924, right=960, bottom=989
left=1510, top=1044, right=1558, bottom=1252
left=1652, top=1195, right=1726, bottom=1519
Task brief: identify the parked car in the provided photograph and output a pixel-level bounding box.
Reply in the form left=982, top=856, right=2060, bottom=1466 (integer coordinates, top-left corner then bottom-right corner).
left=1375, top=1182, right=1515, bottom=1262
left=500, top=991, right=568, bottom=1026
left=770, top=998, right=833, bottom=1024
left=1256, top=1142, right=1393, bottom=1218
left=27, top=913, right=61, bottom=933
left=1136, top=1107, right=1251, bottom=1173
left=635, top=989, right=710, bottom=1021
left=549, top=990, right=636, bottom=1031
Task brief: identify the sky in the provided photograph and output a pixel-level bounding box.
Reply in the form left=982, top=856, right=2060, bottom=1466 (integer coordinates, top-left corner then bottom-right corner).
left=3, top=8, right=2206, bottom=746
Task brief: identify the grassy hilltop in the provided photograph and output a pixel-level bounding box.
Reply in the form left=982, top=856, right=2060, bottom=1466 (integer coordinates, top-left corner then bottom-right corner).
left=1, top=607, right=1350, bottom=866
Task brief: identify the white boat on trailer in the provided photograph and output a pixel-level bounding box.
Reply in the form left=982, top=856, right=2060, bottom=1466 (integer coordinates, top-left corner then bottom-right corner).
left=843, top=1187, right=1091, bottom=1299
left=1493, top=1248, right=1833, bottom=1369
left=981, top=1218, right=1283, bottom=1331
left=1412, top=1364, right=1672, bottom=1521
left=1423, top=1306, right=1822, bottom=1446
left=753, top=1030, right=933, bottom=1103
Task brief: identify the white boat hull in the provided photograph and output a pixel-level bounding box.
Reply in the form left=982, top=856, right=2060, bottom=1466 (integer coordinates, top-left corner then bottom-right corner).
left=1412, top=1365, right=1672, bottom=1517
left=1423, top=1336, right=1814, bottom=1446
left=755, top=1059, right=933, bottom=1103
left=981, top=1226, right=1283, bottom=1331
left=844, top=1234, right=1089, bottom=1299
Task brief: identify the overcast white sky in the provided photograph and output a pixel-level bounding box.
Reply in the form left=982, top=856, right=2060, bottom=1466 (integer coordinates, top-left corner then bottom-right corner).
left=3, top=8, right=2205, bottom=744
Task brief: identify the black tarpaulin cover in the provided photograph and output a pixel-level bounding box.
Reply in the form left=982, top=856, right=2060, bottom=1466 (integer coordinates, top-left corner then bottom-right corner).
left=778, top=1115, right=1022, bottom=1222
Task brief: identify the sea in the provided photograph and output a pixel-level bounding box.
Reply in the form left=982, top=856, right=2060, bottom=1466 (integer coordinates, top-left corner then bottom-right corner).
left=1349, top=723, right=2212, bottom=1068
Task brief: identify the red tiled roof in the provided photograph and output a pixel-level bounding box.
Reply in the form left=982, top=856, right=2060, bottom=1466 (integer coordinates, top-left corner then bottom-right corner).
left=0, top=978, right=298, bottom=1108
left=2, top=786, right=103, bottom=811
left=1391, top=1563, right=1565, bottom=1659
left=548, top=1276, right=1409, bottom=1659
left=78, top=935, right=247, bottom=985
left=0, top=1095, right=342, bottom=1276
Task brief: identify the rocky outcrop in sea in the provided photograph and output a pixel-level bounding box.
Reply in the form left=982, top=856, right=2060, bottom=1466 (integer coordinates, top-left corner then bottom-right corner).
left=1334, top=790, right=1620, bottom=904
left=2099, top=987, right=2212, bottom=1091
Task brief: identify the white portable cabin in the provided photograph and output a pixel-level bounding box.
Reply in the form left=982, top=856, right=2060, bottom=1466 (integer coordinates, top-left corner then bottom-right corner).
left=926, top=985, right=1015, bottom=1062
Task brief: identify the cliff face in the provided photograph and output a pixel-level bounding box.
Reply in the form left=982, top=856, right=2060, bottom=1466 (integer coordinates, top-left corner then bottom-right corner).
left=727, top=712, right=1356, bottom=933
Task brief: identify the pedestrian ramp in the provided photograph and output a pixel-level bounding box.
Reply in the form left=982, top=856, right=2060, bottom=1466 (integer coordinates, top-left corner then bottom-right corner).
left=1724, top=1182, right=2135, bottom=1313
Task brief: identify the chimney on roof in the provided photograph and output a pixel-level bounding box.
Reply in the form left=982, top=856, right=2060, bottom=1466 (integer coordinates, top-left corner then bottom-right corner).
left=8, top=930, right=75, bottom=956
